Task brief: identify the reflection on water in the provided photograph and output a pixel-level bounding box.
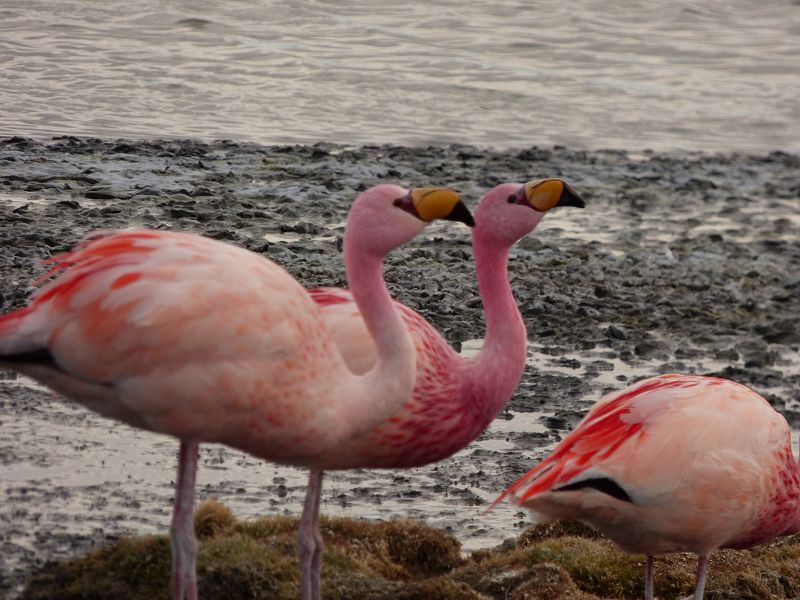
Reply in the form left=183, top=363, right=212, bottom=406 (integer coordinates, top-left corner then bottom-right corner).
left=1, top=0, right=798, bottom=152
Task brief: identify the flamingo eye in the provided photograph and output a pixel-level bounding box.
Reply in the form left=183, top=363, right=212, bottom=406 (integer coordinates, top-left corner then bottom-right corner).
left=393, top=198, right=403, bottom=207
left=507, top=194, right=516, bottom=203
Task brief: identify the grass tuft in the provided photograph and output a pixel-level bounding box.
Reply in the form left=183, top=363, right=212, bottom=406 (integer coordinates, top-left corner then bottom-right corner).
left=194, top=499, right=236, bottom=539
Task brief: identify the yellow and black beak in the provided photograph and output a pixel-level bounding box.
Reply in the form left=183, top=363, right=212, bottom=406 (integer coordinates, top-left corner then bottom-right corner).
left=512, top=179, right=585, bottom=212
left=396, top=187, right=474, bottom=227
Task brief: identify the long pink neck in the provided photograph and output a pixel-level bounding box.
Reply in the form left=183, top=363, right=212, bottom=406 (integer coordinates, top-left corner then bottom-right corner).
left=345, top=248, right=409, bottom=365
left=466, top=229, right=528, bottom=419
left=339, top=238, right=415, bottom=437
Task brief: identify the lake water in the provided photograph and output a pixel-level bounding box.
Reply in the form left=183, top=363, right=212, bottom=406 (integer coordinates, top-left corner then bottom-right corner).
left=1, top=0, right=799, bottom=152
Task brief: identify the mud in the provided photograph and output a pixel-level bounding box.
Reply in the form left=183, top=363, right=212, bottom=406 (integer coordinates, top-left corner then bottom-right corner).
left=0, top=136, right=799, bottom=597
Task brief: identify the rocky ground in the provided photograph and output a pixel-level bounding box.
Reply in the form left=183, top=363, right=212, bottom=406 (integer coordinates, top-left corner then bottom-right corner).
left=0, top=136, right=798, bottom=598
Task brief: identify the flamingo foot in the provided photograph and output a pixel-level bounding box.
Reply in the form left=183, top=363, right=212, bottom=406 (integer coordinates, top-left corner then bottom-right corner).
left=170, top=440, right=200, bottom=600
left=297, top=469, right=324, bottom=600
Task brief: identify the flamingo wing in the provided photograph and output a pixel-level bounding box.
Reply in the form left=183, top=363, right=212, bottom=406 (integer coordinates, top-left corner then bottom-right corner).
left=0, top=230, right=348, bottom=447
left=2, top=231, right=315, bottom=377
left=495, top=375, right=664, bottom=507
left=309, top=286, right=452, bottom=374
left=500, top=374, right=787, bottom=507
left=307, top=287, right=378, bottom=374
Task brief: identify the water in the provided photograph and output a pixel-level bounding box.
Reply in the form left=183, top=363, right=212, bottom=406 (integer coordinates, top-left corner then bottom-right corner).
left=1, top=0, right=799, bottom=152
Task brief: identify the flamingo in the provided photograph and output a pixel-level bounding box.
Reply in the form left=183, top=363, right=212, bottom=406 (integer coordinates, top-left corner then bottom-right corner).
left=495, top=374, right=800, bottom=599
left=0, top=184, right=474, bottom=600
left=297, top=179, right=585, bottom=598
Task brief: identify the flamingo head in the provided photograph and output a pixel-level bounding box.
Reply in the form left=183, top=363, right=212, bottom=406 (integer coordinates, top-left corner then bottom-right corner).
left=345, top=184, right=473, bottom=256
left=473, top=179, right=584, bottom=246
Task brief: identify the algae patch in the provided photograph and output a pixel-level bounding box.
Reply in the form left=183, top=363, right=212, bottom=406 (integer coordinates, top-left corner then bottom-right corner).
left=21, top=501, right=466, bottom=600
left=20, top=502, right=800, bottom=599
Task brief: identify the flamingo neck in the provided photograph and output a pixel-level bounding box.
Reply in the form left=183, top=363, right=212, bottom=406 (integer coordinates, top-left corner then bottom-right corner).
left=340, top=240, right=415, bottom=436
left=467, top=230, right=528, bottom=416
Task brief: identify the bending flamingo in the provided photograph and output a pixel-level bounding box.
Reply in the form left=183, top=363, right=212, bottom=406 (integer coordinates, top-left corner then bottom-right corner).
left=495, top=374, right=800, bottom=599
left=0, top=185, right=473, bottom=600
left=298, top=179, right=585, bottom=598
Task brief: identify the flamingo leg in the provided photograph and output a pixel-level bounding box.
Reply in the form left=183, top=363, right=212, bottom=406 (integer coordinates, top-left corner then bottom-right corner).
left=170, top=440, right=200, bottom=600
left=297, top=469, right=325, bottom=600
left=693, top=553, right=710, bottom=600
left=644, top=555, right=654, bottom=600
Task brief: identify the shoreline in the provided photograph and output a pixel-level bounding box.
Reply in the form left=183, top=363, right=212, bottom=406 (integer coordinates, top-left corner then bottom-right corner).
left=1, top=136, right=799, bottom=597
left=6, top=131, right=800, bottom=158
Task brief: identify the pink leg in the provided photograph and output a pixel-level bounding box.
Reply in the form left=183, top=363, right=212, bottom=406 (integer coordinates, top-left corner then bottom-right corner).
left=693, top=553, right=710, bottom=600
left=170, top=440, right=199, bottom=600
left=644, top=555, right=654, bottom=600
left=297, top=469, right=324, bottom=600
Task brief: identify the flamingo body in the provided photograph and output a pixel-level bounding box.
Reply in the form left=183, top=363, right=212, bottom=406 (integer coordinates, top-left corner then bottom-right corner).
left=0, top=230, right=364, bottom=462
left=308, top=286, right=486, bottom=469
left=497, top=374, right=800, bottom=598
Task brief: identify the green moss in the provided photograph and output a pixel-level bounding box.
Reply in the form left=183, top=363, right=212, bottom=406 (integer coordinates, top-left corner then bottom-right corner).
left=388, top=576, right=487, bottom=600
left=509, top=564, right=597, bottom=600
left=20, top=507, right=800, bottom=600
left=198, top=534, right=297, bottom=599
left=524, top=537, right=655, bottom=598
left=232, top=514, right=297, bottom=540
left=381, top=518, right=464, bottom=577
left=517, top=520, right=603, bottom=545
left=23, top=535, right=172, bottom=600
left=194, top=499, right=236, bottom=539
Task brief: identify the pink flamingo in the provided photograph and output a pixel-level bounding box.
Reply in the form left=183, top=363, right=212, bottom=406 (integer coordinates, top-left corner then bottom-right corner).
left=0, top=185, right=473, bottom=600
left=297, top=179, right=585, bottom=598
left=495, top=374, right=800, bottom=599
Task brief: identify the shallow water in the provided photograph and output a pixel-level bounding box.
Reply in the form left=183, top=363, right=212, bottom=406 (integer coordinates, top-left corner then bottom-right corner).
left=1, top=0, right=799, bottom=152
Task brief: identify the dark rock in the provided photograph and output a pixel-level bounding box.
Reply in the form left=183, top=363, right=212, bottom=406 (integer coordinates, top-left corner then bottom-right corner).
left=605, top=325, right=627, bottom=340
left=169, top=207, right=197, bottom=219
left=84, top=188, right=117, bottom=200
left=634, top=339, right=669, bottom=359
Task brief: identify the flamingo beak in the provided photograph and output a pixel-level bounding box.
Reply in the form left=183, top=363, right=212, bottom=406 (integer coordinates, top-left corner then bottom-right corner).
left=516, top=179, right=586, bottom=212
left=556, top=181, right=586, bottom=208
left=396, top=188, right=475, bottom=227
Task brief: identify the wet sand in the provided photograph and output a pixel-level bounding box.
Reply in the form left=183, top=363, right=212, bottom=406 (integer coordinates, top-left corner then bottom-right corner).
left=1, top=136, right=799, bottom=597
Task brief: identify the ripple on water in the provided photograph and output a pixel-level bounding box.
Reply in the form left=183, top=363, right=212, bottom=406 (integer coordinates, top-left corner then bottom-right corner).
left=0, top=0, right=798, bottom=152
